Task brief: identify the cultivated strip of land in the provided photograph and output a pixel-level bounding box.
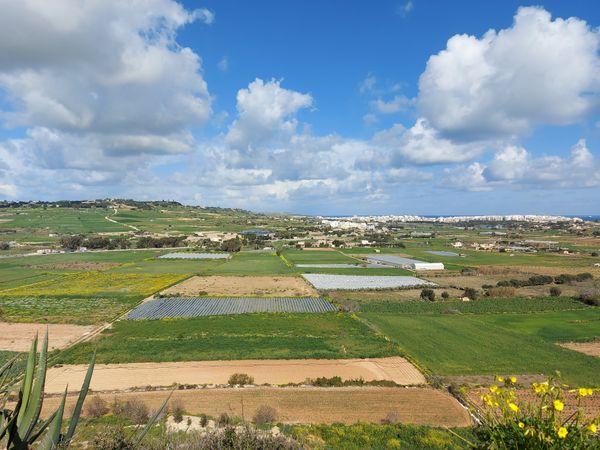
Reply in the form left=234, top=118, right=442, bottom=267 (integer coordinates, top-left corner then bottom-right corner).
left=0, top=322, right=97, bottom=351
left=41, top=387, right=471, bottom=426
left=44, top=357, right=426, bottom=393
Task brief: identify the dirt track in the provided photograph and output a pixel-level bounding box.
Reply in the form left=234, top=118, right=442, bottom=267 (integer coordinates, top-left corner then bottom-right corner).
left=0, top=322, right=96, bottom=351
left=45, top=357, right=425, bottom=394
left=559, top=341, right=600, bottom=357
left=42, top=386, right=471, bottom=426
left=161, top=275, right=318, bottom=297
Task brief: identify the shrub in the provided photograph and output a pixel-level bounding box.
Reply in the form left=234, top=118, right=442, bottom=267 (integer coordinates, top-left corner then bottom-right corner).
left=555, top=274, right=576, bottom=284
left=91, top=426, right=134, bottom=450
left=253, top=405, right=278, bottom=425
left=549, top=287, right=562, bottom=297
left=592, top=252, right=599, bottom=257
left=381, top=411, right=401, bottom=424
left=474, top=376, right=599, bottom=449
left=170, top=399, right=185, bottom=423
left=576, top=272, right=593, bottom=282
left=420, top=288, right=435, bottom=301
left=464, top=287, right=478, bottom=300
left=200, top=413, right=208, bottom=427
left=228, top=372, right=254, bottom=385
left=218, top=412, right=230, bottom=427
left=461, top=268, right=478, bottom=276
left=441, top=291, right=450, bottom=299
left=579, top=289, right=600, bottom=306
left=113, top=398, right=149, bottom=424
left=487, top=287, right=516, bottom=298
left=86, top=395, right=109, bottom=418
left=528, top=275, right=554, bottom=286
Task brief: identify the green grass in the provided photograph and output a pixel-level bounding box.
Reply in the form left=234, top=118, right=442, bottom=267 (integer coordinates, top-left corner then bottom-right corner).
left=56, top=313, right=398, bottom=364
left=360, top=297, right=591, bottom=314
left=283, top=249, right=362, bottom=265
left=0, top=296, right=142, bottom=324
left=108, top=258, right=224, bottom=274
left=364, top=311, right=600, bottom=386
left=474, top=310, right=600, bottom=343
left=208, top=252, right=292, bottom=275
left=289, top=423, right=474, bottom=450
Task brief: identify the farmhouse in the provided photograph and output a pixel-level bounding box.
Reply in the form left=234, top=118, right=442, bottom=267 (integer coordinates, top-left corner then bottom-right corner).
left=365, top=254, right=444, bottom=271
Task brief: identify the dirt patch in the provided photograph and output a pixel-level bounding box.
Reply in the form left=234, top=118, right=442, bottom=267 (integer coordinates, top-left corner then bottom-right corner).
left=0, top=322, right=97, bottom=351
left=330, top=288, right=465, bottom=302
left=41, top=387, right=471, bottom=426
left=161, top=275, right=318, bottom=297
left=44, top=357, right=425, bottom=394
left=27, top=262, right=120, bottom=271
left=559, top=340, right=600, bottom=357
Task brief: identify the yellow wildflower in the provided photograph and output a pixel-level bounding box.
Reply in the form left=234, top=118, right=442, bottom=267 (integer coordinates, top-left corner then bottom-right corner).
left=587, top=388, right=593, bottom=396
left=587, top=423, right=597, bottom=433
left=490, top=385, right=498, bottom=393
left=510, top=376, right=517, bottom=383
left=508, top=403, right=519, bottom=413
left=557, top=427, right=568, bottom=439
left=578, top=388, right=589, bottom=397
left=533, top=382, right=549, bottom=394
left=518, top=422, right=525, bottom=429
left=553, top=400, right=564, bottom=411
left=497, top=376, right=505, bottom=382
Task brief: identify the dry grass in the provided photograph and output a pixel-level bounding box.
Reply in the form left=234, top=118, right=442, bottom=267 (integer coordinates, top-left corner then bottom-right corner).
left=41, top=387, right=473, bottom=426
left=0, top=322, right=97, bottom=351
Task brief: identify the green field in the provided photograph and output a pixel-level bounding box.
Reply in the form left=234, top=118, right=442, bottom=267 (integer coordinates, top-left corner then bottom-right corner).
left=208, top=252, right=293, bottom=275
left=360, top=297, right=590, bottom=314
left=56, top=313, right=398, bottom=364
left=364, top=309, right=600, bottom=386
left=0, top=296, right=141, bottom=324
left=283, top=249, right=362, bottom=265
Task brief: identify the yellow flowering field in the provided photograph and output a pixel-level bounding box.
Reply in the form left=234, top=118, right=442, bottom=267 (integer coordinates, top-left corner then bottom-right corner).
left=0, top=272, right=186, bottom=297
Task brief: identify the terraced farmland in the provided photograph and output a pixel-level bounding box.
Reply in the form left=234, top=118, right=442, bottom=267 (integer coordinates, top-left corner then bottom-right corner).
left=128, top=296, right=336, bottom=319
left=302, top=274, right=435, bottom=290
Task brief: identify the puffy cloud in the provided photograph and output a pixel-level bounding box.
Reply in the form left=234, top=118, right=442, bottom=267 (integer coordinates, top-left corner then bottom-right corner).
left=225, top=78, right=313, bottom=150
left=419, top=6, right=600, bottom=139
left=372, top=119, right=484, bottom=165
left=444, top=162, right=491, bottom=192
left=0, top=0, right=211, bottom=156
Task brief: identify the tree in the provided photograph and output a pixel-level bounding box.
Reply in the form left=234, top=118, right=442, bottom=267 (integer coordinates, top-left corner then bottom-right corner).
left=549, top=287, right=562, bottom=297
left=464, top=287, right=478, bottom=300
left=420, top=288, right=435, bottom=301
left=0, top=242, right=9, bottom=251
left=221, top=238, right=242, bottom=252
left=59, top=234, right=83, bottom=250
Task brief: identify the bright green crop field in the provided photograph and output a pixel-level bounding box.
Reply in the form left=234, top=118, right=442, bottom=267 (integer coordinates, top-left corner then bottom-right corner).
left=56, top=313, right=398, bottom=364
left=364, top=308, right=600, bottom=386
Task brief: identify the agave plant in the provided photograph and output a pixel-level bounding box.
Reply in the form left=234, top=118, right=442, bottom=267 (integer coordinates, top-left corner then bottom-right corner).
left=0, top=331, right=170, bottom=449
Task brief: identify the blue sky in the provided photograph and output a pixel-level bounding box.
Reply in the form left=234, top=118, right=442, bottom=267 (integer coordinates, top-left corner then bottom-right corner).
left=0, top=1, right=599, bottom=214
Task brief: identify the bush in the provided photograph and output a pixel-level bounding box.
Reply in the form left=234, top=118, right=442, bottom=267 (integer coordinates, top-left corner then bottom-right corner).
left=579, top=289, right=600, bottom=306
left=381, top=411, right=401, bottom=424
left=218, top=412, right=230, bottom=427
left=555, top=274, right=576, bottom=284
left=486, top=287, right=516, bottom=298
left=575, top=272, right=593, bottom=282
left=170, top=399, right=185, bottom=423
left=441, top=291, right=450, bottom=299
left=420, top=288, right=435, bottom=301
left=528, top=275, right=554, bottom=286
left=112, top=398, right=149, bottom=424
left=549, top=287, right=562, bottom=297
left=86, top=395, right=109, bottom=418
left=464, top=287, right=478, bottom=300
left=228, top=372, right=254, bottom=385
left=253, top=405, right=278, bottom=425
left=200, top=413, right=208, bottom=427
left=91, top=426, right=134, bottom=450
left=592, top=252, right=599, bottom=257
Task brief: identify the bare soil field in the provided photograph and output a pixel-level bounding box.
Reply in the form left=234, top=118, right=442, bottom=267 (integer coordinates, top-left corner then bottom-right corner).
left=44, top=357, right=425, bottom=394
left=0, top=322, right=96, bottom=351
left=330, top=288, right=465, bottom=302
left=161, top=275, right=318, bottom=297
left=559, top=340, right=600, bottom=357
left=41, top=387, right=471, bottom=426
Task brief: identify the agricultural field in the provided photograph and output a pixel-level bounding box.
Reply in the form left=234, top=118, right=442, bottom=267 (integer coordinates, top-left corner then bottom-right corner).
left=56, top=313, right=399, bottom=364
left=207, top=252, right=293, bottom=275
left=161, top=275, right=317, bottom=297
left=303, top=273, right=434, bottom=290
left=363, top=306, right=600, bottom=386
left=127, top=297, right=336, bottom=319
